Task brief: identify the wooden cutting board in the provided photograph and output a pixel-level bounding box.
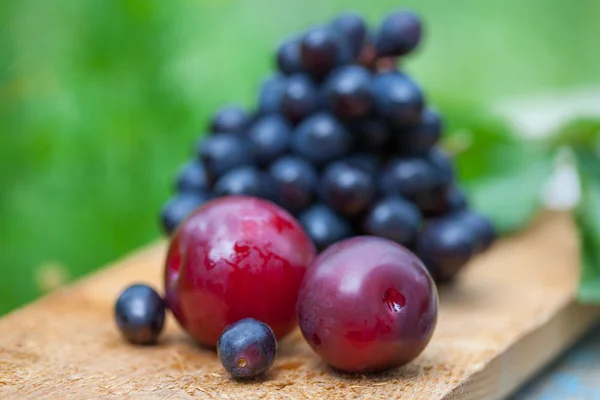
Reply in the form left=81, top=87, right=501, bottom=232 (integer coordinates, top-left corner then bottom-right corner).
left=1, top=212, right=599, bottom=399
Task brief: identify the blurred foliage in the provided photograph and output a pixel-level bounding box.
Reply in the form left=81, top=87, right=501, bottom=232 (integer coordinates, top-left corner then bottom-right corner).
left=1, top=0, right=600, bottom=315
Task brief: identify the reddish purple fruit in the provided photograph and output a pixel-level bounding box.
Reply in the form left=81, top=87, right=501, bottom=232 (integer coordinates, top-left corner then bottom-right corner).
left=165, top=196, right=316, bottom=347
left=297, top=236, right=438, bottom=373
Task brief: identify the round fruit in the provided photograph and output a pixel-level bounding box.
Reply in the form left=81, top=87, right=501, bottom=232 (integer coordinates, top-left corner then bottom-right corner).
left=343, top=153, right=381, bottom=180
left=160, top=192, right=212, bottom=235
left=372, top=71, right=424, bottom=127
left=379, top=156, right=437, bottom=199
left=281, top=74, right=320, bottom=123
left=176, top=161, right=210, bottom=194
left=374, top=10, right=422, bottom=57
left=320, top=161, right=376, bottom=217
left=164, top=196, right=315, bottom=347
left=298, top=204, right=353, bottom=252
left=457, top=210, right=496, bottom=254
left=217, top=318, right=277, bottom=379
left=363, top=196, right=422, bottom=245
left=277, top=37, right=303, bottom=75
left=248, top=115, right=292, bottom=165
left=258, top=74, right=286, bottom=115
left=268, top=156, right=318, bottom=213
left=115, top=284, right=166, bottom=345
left=297, top=236, right=438, bottom=372
left=213, top=166, right=268, bottom=198
left=197, top=133, right=253, bottom=179
left=325, top=66, right=373, bottom=120
left=292, top=112, right=353, bottom=165
left=300, top=26, right=342, bottom=79
left=210, top=105, right=249, bottom=134
left=331, top=12, right=367, bottom=58
left=416, top=215, right=478, bottom=281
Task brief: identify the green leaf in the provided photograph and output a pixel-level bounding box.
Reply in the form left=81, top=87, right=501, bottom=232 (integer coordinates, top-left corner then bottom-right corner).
left=574, top=149, right=600, bottom=304
left=444, top=110, right=554, bottom=235
left=550, top=118, right=600, bottom=150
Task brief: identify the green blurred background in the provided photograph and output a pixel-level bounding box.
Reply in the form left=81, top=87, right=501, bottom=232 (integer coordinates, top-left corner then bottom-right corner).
left=1, top=0, right=599, bottom=316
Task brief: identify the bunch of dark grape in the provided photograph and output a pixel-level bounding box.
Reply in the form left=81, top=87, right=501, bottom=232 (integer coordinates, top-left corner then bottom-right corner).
left=159, top=10, right=496, bottom=282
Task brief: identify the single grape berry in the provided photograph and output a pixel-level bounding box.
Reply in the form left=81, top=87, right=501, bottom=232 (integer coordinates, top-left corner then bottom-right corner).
left=277, top=37, right=303, bottom=75
left=281, top=74, right=320, bottom=123
left=175, top=161, right=210, bottom=194
left=160, top=192, right=212, bottom=235
left=197, top=133, right=253, bottom=179
left=292, top=112, right=353, bottom=165
left=320, top=161, right=376, bottom=217
left=258, top=74, right=286, bottom=115
left=375, top=10, right=422, bottom=57
left=300, top=26, right=343, bottom=80
left=213, top=166, right=268, bottom=198
left=343, top=153, right=381, bottom=180
left=165, top=197, right=315, bottom=346
left=397, top=108, right=442, bottom=154
left=325, top=65, right=373, bottom=120
left=298, top=204, right=353, bottom=251
left=416, top=215, right=478, bottom=282
left=268, top=156, right=318, bottom=213
left=372, top=71, right=424, bottom=127
left=217, top=318, right=277, bottom=379
left=248, top=115, right=292, bottom=165
left=354, top=118, right=392, bottom=152
left=363, top=196, right=422, bottom=245
left=210, top=105, right=249, bottom=134
left=457, top=210, right=496, bottom=254
left=427, top=148, right=454, bottom=189
left=297, top=236, right=438, bottom=372
left=115, top=284, right=166, bottom=345
left=379, top=156, right=437, bottom=199
left=331, top=12, right=367, bottom=58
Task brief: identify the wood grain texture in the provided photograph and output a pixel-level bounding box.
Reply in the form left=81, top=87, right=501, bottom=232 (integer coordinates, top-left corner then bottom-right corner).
left=1, top=212, right=599, bottom=399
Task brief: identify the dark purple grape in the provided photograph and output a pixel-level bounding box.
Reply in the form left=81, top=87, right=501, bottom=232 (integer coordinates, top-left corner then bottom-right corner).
left=291, top=112, right=353, bottom=165
left=363, top=196, right=422, bottom=245
left=300, top=26, right=343, bottom=80
left=331, top=12, right=367, bottom=58
left=281, top=74, right=320, bottom=123
left=210, top=105, right=249, bottom=134
left=354, top=118, right=392, bottom=152
left=320, top=161, right=376, bottom=217
left=457, top=210, right=496, bottom=254
left=258, top=74, right=286, bottom=115
left=325, top=66, right=373, bottom=120
left=160, top=192, right=212, bottom=235
left=379, top=156, right=437, bottom=199
left=397, top=108, right=442, bottom=154
left=248, top=115, right=291, bottom=165
left=372, top=71, right=424, bottom=127
left=115, top=284, right=165, bottom=345
left=197, top=133, right=253, bottom=179
left=217, top=318, right=277, bottom=379
left=416, top=215, right=477, bottom=282
left=277, top=37, right=302, bottom=75
left=375, top=10, right=422, bottom=57
left=427, top=147, right=454, bottom=188
left=176, top=161, right=210, bottom=194
left=343, top=153, right=381, bottom=179
left=268, top=156, right=318, bottom=213
left=213, top=166, right=269, bottom=198
left=298, top=204, right=353, bottom=251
